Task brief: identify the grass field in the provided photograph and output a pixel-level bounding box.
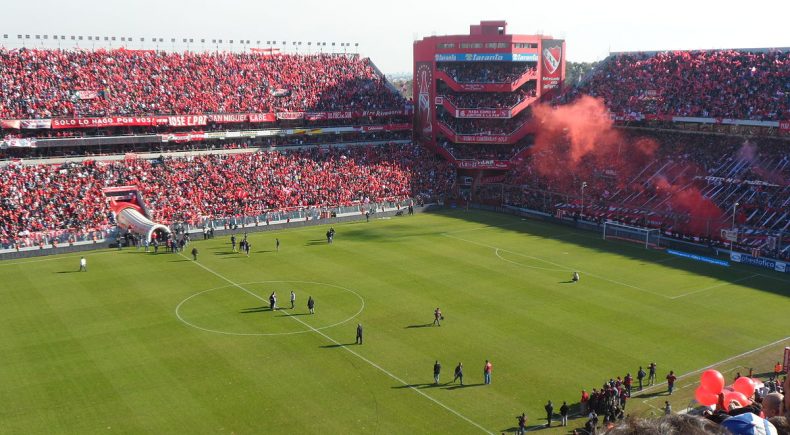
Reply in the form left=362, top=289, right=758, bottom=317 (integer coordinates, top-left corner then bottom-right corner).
left=2, top=209, right=789, bottom=434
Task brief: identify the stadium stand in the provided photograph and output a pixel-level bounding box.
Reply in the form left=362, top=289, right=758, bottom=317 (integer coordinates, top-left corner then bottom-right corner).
left=436, top=61, right=536, bottom=84
left=437, top=106, right=530, bottom=135
left=437, top=81, right=536, bottom=109
left=0, top=143, right=455, bottom=249
left=492, top=131, right=790, bottom=259
left=561, top=49, right=790, bottom=121
left=0, top=49, right=403, bottom=119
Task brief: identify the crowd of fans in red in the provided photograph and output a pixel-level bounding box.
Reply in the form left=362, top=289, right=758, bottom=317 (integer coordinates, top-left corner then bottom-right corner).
left=0, top=48, right=404, bottom=119
left=436, top=62, right=536, bottom=84
left=484, top=131, right=790, bottom=258
left=0, top=143, right=455, bottom=248
left=563, top=49, right=790, bottom=121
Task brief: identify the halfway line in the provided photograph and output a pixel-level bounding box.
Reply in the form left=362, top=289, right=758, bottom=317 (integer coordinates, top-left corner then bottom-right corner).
left=178, top=252, right=495, bottom=435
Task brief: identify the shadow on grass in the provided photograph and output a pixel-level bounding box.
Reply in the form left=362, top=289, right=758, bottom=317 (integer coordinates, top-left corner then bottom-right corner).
left=55, top=270, right=79, bottom=274
left=405, top=323, right=434, bottom=329
left=558, top=280, right=576, bottom=284
left=392, top=382, right=442, bottom=389
left=429, top=208, right=790, bottom=299
left=444, top=382, right=484, bottom=390
left=255, top=250, right=273, bottom=254
left=213, top=252, right=237, bottom=256
left=500, top=424, right=547, bottom=433
left=635, top=390, right=670, bottom=399
left=169, top=259, right=191, bottom=263
left=320, top=343, right=357, bottom=349
left=305, top=240, right=329, bottom=246
left=276, top=312, right=311, bottom=317
left=240, top=306, right=271, bottom=314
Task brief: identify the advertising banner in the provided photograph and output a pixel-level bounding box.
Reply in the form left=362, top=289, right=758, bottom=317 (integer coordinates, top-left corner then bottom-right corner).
left=161, top=132, right=206, bottom=143
left=276, top=112, right=305, bottom=120
left=435, top=53, right=538, bottom=62
left=780, top=120, right=790, bottom=133
left=52, top=116, right=161, bottom=129
left=75, top=90, right=100, bottom=100
left=540, top=39, right=564, bottom=93
left=415, top=62, right=434, bottom=142
left=456, top=160, right=510, bottom=169
left=20, top=119, right=52, bottom=129
left=166, top=115, right=207, bottom=127
left=207, top=113, right=248, bottom=123
left=358, top=123, right=411, bottom=132
left=326, top=111, right=353, bottom=120
left=456, top=135, right=511, bottom=144
left=456, top=108, right=511, bottom=119
left=1, top=120, right=21, bottom=129
left=249, top=113, right=277, bottom=123
left=730, top=252, right=789, bottom=273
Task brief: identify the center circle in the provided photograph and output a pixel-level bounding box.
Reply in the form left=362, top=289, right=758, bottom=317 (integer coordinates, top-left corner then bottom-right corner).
left=175, top=280, right=365, bottom=336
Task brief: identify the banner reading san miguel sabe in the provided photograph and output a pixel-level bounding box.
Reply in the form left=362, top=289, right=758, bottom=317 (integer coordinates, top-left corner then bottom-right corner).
left=540, top=39, right=565, bottom=94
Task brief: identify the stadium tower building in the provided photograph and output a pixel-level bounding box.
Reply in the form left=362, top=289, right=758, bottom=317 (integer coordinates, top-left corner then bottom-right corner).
left=413, top=21, right=565, bottom=195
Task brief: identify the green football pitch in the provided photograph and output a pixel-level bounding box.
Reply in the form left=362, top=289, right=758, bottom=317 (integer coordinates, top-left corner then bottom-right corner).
left=2, top=209, right=789, bottom=434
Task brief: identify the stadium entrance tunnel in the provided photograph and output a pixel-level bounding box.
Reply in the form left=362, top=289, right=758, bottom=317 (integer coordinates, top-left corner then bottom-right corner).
left=116, top=206, right=171, bottom=243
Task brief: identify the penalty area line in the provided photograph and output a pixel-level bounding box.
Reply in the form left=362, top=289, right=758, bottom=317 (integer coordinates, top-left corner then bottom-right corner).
left=177, top=253, right=495, bottom=435
left=668, top=274, right=760, bottom=299
left=444, top=233, right=669, bottom=299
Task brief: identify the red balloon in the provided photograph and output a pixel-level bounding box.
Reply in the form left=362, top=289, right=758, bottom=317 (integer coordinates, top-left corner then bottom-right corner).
left=733, top=376, right=755, bottom=397
left=723, top=391, right=751, bottom=410
left=700, top=370, right=725, bottom=394
left=695, top=386, right=718, bottom=406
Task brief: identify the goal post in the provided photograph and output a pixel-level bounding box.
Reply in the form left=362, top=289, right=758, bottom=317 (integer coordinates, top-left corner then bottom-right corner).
left=602, top=221, right=662, bottom=249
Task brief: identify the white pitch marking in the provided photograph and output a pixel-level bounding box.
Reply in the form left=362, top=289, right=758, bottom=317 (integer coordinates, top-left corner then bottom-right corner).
left=178, top=253, right=495, bottom=435
left=630, top=336, right=790, bottom=399
left=495, top=249, right=567, bottom=272
left=444, top=233, right=669, bottom=299
left=175, top=280, right=365, bottom=336
left=757, top=273, right=790, bottom=285
left=669, top=274, right=760, bottom=300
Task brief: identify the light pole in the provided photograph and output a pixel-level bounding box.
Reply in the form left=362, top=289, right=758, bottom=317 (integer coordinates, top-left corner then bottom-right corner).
left=731, top=202, right=739, bottom=253
left=581, top=181, right=587, bottom=218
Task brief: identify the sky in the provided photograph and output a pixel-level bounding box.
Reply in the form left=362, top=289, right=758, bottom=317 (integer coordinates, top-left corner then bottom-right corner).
left=1, top=0, right=788, bottom=74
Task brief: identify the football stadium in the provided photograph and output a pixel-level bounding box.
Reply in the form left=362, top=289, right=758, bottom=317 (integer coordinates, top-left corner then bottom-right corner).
left=1, top=5, right=789, bottom=435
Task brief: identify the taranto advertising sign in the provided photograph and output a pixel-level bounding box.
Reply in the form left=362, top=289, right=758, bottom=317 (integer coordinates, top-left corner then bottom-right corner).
left=435, top=53, right=538, bottom=62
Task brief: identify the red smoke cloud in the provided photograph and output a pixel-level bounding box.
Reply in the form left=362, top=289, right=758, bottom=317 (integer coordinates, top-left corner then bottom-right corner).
left=653, top=176, right=726, bottom=235
left=525, top=95, right=726, bottom=234
left=528, top=96, right=657, bottom=192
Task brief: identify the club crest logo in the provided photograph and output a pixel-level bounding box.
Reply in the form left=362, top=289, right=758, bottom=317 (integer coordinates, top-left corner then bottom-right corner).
left=543, top=46, right=562, bottom=74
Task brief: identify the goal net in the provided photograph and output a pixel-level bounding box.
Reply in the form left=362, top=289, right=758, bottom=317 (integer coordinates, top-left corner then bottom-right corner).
left=602, top=221, right=662, bottom=249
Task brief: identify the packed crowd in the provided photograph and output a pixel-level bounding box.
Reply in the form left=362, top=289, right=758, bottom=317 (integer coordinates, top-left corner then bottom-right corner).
left=437, top=82, right=536, bottom=109
left=0, top=143, right=455, bottom=247
left=487, top=131, right=790, bottom=258
left=0, top=48, right=404, bottom=119
left=564, top=49, right=790, bottom=121
left=436, top=61, right=536, bottom=84
left=0, top=130, right=411, bottom=161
